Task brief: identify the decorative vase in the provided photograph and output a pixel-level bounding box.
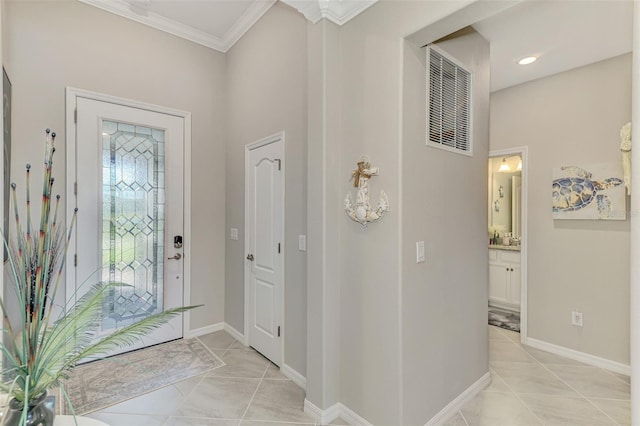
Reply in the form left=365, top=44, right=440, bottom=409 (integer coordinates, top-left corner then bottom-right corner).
left=3, top=392, right=55, bottom=426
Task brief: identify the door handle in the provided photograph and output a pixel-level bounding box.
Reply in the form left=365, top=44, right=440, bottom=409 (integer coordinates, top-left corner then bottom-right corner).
left=168, top=253, right=182, bottom=260
left=247, top=254, right=254, bottom=261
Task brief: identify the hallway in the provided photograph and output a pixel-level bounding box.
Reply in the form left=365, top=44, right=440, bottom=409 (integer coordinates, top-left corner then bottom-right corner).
left=446, top=326, right=630, bottom=425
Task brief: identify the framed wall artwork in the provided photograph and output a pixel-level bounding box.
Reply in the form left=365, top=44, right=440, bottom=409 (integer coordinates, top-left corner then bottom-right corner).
left=552, top=163, right=626, bottom=220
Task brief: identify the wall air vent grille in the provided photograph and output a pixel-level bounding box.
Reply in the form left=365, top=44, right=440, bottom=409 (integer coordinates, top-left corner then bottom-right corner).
left=426, top=45, right=472, bottom=156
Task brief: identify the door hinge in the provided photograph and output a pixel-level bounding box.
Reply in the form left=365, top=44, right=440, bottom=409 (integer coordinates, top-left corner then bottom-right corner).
left=74, top=254, right=77, bottom=267
left=74, top=182, right=78, bottom=195
left=278, top=243, right=281, bottom=254
left=275, top=159, right=281, bottom=170
left=74, top=108, right=77, bottom=124
left=278, top=326, right=281, bottom=337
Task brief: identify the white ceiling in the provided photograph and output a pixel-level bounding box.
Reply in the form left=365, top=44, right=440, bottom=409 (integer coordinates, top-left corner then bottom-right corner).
left=473, top=0, right=634, bottom=92
left=79, top=0, right=277, bottom=51
left=79, top=0, right=634, bottom=91
left=79, top=0, right=377, bottom=52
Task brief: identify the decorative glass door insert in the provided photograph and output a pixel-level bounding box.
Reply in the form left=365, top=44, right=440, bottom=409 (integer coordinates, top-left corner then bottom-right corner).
left=101, top=120, right=165, bottom=330
left=71, top=94, right=185, bottom=356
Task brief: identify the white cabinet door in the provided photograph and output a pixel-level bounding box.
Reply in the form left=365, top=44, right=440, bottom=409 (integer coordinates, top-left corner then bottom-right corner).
left=509, top=265, right=521, bottom=307
left=489, top=249, right=521, bottom=311
left=489, top=263, right=509, bottom=303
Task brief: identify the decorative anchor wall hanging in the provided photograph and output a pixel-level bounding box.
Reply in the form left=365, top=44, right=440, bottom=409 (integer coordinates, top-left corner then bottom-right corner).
left=344, top=158, right=389, bottom=226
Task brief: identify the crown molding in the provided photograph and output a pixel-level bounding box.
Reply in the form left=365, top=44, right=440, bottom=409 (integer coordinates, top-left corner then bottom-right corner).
left=78, top=0, right=276, bottom=53
left=281, top=0, right=378, bottom=25
left=223, top=0, right=277, bottom=50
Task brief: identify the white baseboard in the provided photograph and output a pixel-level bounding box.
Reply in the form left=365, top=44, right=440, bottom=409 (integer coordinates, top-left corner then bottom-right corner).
left=525, top=337, right=630, bottom=376
left=224, top=322, right=246, bottom=344
left=321, top=403, right=342, bottom=425
left=304, top=399, right=372, bottom=425
left=304, top=399, right=324, bottom=422
left=339, top=403, right=373, bottom=425
left=281, top=363, right=307, bottom=390
left=186, top=322, right=224, bottom=338
left=425, top=372, right=491, bottom=426
left=188, top=322, right=246, bottom=343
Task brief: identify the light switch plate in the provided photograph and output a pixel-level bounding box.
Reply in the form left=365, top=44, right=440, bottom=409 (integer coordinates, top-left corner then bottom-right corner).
left=230, top=228, right=238, bottom=241
left=299, top=235, right=306, bottom=251
left=416, top=241, right=425, bottom=263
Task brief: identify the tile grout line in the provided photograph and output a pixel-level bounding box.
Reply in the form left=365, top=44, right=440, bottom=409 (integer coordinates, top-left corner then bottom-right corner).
left=491, top=327, right=622, bottom=424
left=496, top=327, right=628, bottom=425
left=458, top=409, right=470, bottom=426
left=486, top=327, right=545, bottom=424
left=238, top=361, right=270, bottom=425
left=488, top=362, right=546, bottom=426
left=193, top=336, right=229, bottom=374
left=195, top=334, right=235, bottom=360
left=515, top=339, right=622, bottom=425
left=601, top=367, right=632, bottom=387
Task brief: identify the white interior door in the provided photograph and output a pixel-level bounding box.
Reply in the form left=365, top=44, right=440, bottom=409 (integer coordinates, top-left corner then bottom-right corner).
left=68, top=93, right=185, bottom=357
left=245, top=134, right=284, bottom=366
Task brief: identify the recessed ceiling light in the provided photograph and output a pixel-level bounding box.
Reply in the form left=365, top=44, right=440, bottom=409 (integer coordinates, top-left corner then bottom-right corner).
left=518, top=56, right=537, bottom=65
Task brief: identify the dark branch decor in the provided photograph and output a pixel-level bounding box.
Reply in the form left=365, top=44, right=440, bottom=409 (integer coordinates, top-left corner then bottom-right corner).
left=0, top=129, right=198, bottom=425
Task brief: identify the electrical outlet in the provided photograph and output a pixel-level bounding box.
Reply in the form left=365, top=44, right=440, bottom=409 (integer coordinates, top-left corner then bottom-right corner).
left=298, top=235, right=306, bottom=251
left=571, top=311, right=583, bottom=327
left=230, top=228, right=238, bottom=241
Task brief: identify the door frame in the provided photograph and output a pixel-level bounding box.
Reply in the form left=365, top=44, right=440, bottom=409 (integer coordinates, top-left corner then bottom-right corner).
left=64, top=87, right=193, bottom=335
left=488, top=146, right=528, bottom=342
left=243, top=131, right=285, bottom=365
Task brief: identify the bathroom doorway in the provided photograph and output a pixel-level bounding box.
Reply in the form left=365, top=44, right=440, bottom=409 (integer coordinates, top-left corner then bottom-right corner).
left=488, top=147, right=528, bottom=340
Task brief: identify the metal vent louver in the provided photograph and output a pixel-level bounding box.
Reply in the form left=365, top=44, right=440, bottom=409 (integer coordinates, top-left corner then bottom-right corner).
left=427, top=46, right=472, bottom=154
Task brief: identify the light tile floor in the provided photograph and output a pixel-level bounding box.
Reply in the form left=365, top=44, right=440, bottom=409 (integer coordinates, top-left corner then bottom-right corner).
left=444, top=326, right=631, bottom=426
left=87, top=331, right=317, bottom=426
left=85, top=327, right=631, bottom=425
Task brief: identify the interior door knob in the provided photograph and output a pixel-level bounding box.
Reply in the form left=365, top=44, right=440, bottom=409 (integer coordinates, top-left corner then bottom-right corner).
left=168, top=253, right=182, bottom=260
left=247, top=254, right=254, bottom=261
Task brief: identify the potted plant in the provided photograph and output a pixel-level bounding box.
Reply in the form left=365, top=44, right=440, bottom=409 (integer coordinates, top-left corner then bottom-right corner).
left=0, top=129, right=197, bottom=425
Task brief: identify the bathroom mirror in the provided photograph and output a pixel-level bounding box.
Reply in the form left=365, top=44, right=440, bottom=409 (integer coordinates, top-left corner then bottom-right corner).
left=489, top=155, right=522, bottom=238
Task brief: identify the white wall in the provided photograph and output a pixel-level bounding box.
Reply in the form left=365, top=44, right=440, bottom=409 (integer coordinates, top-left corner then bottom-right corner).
left=491, top=54, right=631, bottom=364
left=4, top=0, right=227, bottom=330
left=401, top=28, right=490, bottom=424
left=225, top=1, right=308, bottom=375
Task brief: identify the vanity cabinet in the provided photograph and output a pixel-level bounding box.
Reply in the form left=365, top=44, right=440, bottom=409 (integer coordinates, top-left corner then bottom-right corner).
left=488, top=248, right=521, bottom=312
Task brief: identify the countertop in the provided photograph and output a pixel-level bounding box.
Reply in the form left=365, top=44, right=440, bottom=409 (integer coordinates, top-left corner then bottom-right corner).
left=488, top=244, right=521, bottom=252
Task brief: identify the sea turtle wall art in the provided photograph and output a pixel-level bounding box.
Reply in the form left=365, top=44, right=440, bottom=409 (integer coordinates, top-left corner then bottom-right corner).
left=552, top=163, right=626, bottom=220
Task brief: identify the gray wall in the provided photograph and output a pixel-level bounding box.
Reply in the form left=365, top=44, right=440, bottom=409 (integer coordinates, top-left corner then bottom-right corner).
left=306, top=18, right=342, bottom=409
left=225, top=1, right=308, bottom=375
left=4, top=0, right=227, bottom=330
left=334, top=2, right=481, bottom=424
left=491, top=54, right=631, bottom=364
left=401, top=30, right=490, bottom=424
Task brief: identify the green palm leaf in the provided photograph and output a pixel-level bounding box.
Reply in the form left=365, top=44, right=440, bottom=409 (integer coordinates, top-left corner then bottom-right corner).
left=1, top=129, right=201, bottom=413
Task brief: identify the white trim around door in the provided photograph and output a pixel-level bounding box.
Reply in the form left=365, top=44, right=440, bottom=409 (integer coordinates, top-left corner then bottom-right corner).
left=65, top=87, right=193, bottom=337
left=489, top=146, right=528, bottom=342
left=244, top=131, right=285, bottom=366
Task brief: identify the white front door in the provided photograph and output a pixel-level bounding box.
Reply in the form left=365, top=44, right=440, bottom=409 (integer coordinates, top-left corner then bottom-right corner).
left=67, top=91, right=185, bottom=356
left=245, top=133, right=284, bottom=366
